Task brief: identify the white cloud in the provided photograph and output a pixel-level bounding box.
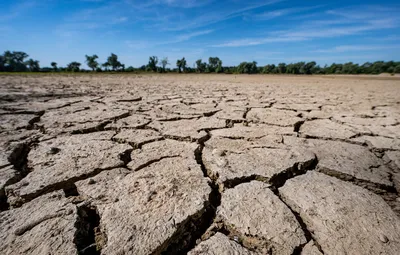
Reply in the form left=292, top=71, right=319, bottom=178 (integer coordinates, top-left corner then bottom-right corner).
left=126, top=29, right=214, bottom=49
left=175, top=30, right=214, bottom=41
left=212, top=8, right=398, bottom=48
left=312, top=45, right=400, bottom=53
left=212, top=36, right=307, bottom=47
left=0, top=0, right=38, bottom=22
left=160, top=0, right=213, bottom=8
left=112, top=16, right=128, bottom=24
left=158, top=0, right=285, bottom=31
left=326, top=5, right=400, bottom=20
left=253, top=5, right=324, bottom=20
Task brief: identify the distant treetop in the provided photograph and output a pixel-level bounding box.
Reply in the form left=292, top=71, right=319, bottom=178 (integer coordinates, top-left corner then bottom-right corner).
left=0, top=50, right=399, bottom=75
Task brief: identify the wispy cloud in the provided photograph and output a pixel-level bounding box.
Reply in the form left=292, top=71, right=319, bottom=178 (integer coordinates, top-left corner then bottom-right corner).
left=126, top=29, right=214, bottom=49
left=158, top=0, right=214, bottom=8
left=0, top=0, right=38, bottom=22
left=81, top=0, right=105, bottom=2
left=175, top=29, right=214, bottom=41
left=111, top=16, right=128, bottom=24
left=253, top=5, right=324, bottom=20
left=326, top=5, right=400, bottom=20
left=277, top=54, right=384, bottom=63
left=275, top=19, right=396, bottom=39
left=212, top=5, right=399, bottom=48
left=312, top=45, right=400, bottom=53
left=377, top=35, right=400, bottom=41
left=212, top=36, right=307, bottom=47
left=156, top=0, right=285, bottom=31
left=54, top=2, right=130, bottom=37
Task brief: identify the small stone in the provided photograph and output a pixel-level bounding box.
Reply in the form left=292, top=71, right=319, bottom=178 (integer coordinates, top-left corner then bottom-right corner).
left=380, top=234, right=389, bottom=243
left=88, top=179, right=95, bottom=185
left=48, top=147, right=61, bottom=154
left=212, top=149, right=226, bottom=157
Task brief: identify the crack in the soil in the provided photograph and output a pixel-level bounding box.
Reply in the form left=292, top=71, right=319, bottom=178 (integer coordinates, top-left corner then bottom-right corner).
left=0, top=109, right=44, bottom=115
left=242, top=107, right=251, bottom=119
left=155, top=131, right=222, bottom=254
left=299, top=134, right=368, bottom=147
left=316, top=166, right=396, bottom=193
left=222, top=156, right=319, bottom=192
left=162, top=134, right=204, bottom=143
left=64, top=183, right=80, bottom=197
left=155, top=115, right=200, bottom=121
left=202, top=109, right=221, bottom=117
left=6, top=166, right=116, bottom=208
left=293, top=120, right=305, bottom=133
left=0, top=188, right=10, bottom=211
left=151, top=197, right=217, bottom=255
left=116, top=97, right=142, bottom=102
left=130, top=155, right=180, bottom=172
left=1, top=140, right=37, bottom=211
left=112, top=136, right=164, bottom=150
left=74, top=203, right=106, bottom=255
left=7, top=148, right=133, bottom=208
left=316, top=166, right=400, bottom=217
left=71, top=112, right=131, bottom=134
left=194, top=151, right=321, bottom=254
left=14, top=209, right=73, bottom=236
left=71, top=121, right=112, bottom=134
left=274, top=189, right=325, bottom=255
left=246, top=120, right=295, bottom=128
left=203, top=219, right=280, bottom=254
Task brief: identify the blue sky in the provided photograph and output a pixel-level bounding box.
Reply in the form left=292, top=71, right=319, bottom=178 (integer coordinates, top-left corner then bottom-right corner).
left=1, top=0, right=399, bottom=68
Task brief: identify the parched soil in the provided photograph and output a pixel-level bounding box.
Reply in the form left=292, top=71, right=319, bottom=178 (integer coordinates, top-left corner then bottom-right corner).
left=1, top=74, right=400, bottom=255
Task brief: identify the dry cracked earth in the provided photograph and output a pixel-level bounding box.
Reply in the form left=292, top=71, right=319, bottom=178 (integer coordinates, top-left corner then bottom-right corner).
left=1, top=74, right=400, bottom=255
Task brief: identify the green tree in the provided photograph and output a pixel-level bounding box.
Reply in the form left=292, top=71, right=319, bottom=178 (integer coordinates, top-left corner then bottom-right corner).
left=371, top=61, right=385, bottom=74
left=216, top=59, right=223, bottom=73
left=326, top=63, right=341, bottom=74
left=161, top=57, right=169, bottom=73
left=237, top=61, right=258, bottom=74
left=107, top=53, right=122, bottom=71
left=85, top=54, right=99, bottom=71
left=341, top=62, right=360, bottom=74
left=361, top=62, right=372, bottom=74
left=51, top=62, right=58, bottom=71
left=301, top=61, right=316, bottom=75
left=394, top=65, right=400, bottom=74
left=207, top=57, right=222, bottom=72
left=286, top=63, right=298, bottom=74
left=263, top=64, right=276, bottom=74
left=195, top=59, right=207, bottom=73
left=176, top=57, right=187, bottom=73
left=0, top=55, right=5, bottom=71
left=102, top=62, right=110, bottom=71
left=3, top=51, right=29, bottom=71
left=125, top=66, right=135, bottom=72
left=67, top=62, right=81, bottom=72
left=26, top=59, right=40, bottom=72
left=147, top=56, right=158, bottom=72
left=277, top=63, right=286, bottom=74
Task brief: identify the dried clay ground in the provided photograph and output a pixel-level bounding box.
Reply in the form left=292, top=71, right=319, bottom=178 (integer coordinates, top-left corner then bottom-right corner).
left=1, top=74, right=400, bottom=255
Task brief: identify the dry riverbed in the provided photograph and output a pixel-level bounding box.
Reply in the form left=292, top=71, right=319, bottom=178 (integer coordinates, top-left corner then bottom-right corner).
left=1, top=74, right=400, bottom=254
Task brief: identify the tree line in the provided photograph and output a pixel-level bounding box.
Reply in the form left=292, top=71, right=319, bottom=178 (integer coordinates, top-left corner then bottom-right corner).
left=1, top=50, right=399, bottom=75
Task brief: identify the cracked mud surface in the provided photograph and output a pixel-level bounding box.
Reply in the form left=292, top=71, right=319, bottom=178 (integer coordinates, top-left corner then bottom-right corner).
left=1, top=74, right=400, bottom=254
